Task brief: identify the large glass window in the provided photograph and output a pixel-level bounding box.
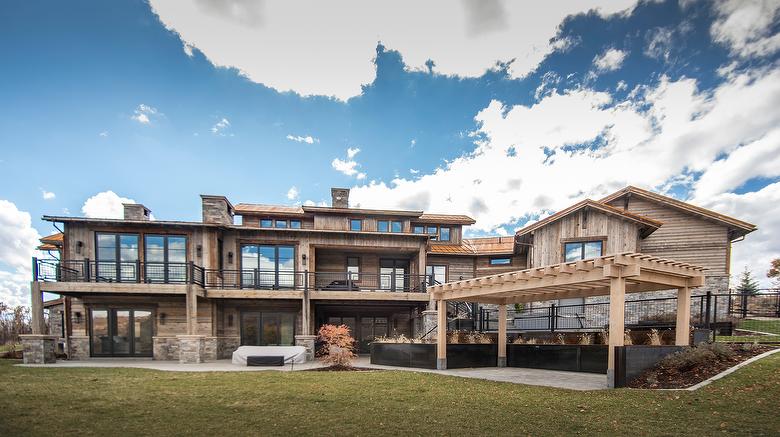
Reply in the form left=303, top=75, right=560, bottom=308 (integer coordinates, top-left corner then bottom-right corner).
left=144, top=235, right=187, bottom=283
left=347, top=256, right=360, bottom=280
left=412, top=225, right=425, bottom=234
left=90, top=308, right=153, bottom=357
left=96, top=233, right=139, bottom=282
left=380, top=259, right=409, bottom=291
left=439, top=227, right=451, bottom=241
left=241, top=244, right=296, bottom=288
left=391, top=221, right=403, bottom=233
left=241, top=312, right=295, bottom=346
left=377, top=220, right=389, bottom=232
left=350, top=219, right=362, bottom=231
left=426, top=265, right=447, bottom=285
left=564, top=241, right=604, bottom=262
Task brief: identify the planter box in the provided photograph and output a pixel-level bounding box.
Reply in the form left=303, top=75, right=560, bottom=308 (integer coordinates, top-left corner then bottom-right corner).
left=614, top=345, right=688, bottom=388
left=507, top=344, right=608, bottom=374
left=370, top=343, right=497, bottom=369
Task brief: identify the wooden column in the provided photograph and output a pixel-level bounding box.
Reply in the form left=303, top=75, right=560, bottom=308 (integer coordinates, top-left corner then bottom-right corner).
left=676, top=286, right=691, bottom=346
left=30, top=281, right=45, bottom=335
left=436, top=299, right=446, bottom=370
left=607, top=275, right=626, bottom=388
left=301, top=287, right=311, bottom=336
left=497, top=304, right=507, bottom=367
left=186, top=285, right=198, bottom=335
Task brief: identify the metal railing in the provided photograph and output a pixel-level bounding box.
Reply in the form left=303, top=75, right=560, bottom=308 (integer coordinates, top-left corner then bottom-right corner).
left=34, top=258, right=203, bottom=286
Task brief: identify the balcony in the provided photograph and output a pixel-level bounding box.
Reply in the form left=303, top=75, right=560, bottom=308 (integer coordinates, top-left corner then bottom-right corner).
left=33, top=258, right=433, bottom=294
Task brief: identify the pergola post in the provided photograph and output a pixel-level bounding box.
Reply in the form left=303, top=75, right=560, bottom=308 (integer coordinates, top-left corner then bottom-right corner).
left=436, top=299, right=446, bottom=370
left=675, top=286, right=691, bottom=346
left=497, top=304, right=507, bottom=367
left=607, top=275, right=626, bottom=388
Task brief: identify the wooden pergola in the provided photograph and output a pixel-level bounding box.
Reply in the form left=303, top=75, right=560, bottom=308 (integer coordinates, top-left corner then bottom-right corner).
left=428, top=252, right=705, bottom=386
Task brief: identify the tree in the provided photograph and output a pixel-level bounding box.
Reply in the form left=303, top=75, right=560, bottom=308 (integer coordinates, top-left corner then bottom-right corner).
left=736, top=267, right=760, bottom=295
left=768, top=258, right=780, bottom=288
left=317, top=324, right=356, bottom=368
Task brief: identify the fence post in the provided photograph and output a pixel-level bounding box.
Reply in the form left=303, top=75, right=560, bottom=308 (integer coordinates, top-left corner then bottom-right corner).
left=549, top=304, right=556, bottom=332
left=741, top=293, right=748, bottom=318
left=705, top=291, right=712, bottom=329
left=84, top=258, right=91, bottom=282
left=32, top=257, right=38, bottom=281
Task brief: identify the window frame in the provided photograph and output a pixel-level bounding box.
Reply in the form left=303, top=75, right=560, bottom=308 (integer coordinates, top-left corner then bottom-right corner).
left=439, top=227, right=451, bottom=241
left=412, top=225, right=425, bottom=234
left=390, top=221, right=403, bottom=233
left=563, top=240, right=605, bottom=263
left=346, top=256, right=360, bottom=280
left=275, top=219, right=288, bottom=229
left=377, top=220, right=389, bottom=232
left=289, top=220, right=301, bottom=229
left=489, top=257, right=512, bottom=266
left=349, top=218, right=363, bottom=231
left=260, top=219, right=273, bottom=228
left=143, top=234, right=188, bottom=283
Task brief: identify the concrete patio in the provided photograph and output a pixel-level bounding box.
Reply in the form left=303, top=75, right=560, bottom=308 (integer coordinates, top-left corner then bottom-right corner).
left=17, top=356, right=607, bottom=391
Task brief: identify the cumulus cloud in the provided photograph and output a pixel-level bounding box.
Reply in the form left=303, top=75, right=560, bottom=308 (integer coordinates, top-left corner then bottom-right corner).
left=41, top=190, right=55, bottom=200
left=0, top=200, right=43, bottom=306
left=81, top=191, right=136, bottom=219
left=711, top=0, right=780, bottom=58
left=592, top=48, right=628, bottom=72
left=131, top=104, right=160, bottom=124
left=286, top=134, right=318, bottom=144
left=287, top=186, right=299, bottom=200
left=150, top=0, right=641, bottom=99
left=332, top=147, right=366, bottom=179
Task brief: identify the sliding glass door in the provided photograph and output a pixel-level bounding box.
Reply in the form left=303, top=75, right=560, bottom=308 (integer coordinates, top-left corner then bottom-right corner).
left=240, top=311, right=295, bottom=346
left=96, top=233, right=139, bottom=282
left=90, top=308, right=153, bottom=357
left=144, top=235, right=187, bottom=283
left=380, top=259, right=409, bottom=291
left=241, top=245, right=295, bottom=288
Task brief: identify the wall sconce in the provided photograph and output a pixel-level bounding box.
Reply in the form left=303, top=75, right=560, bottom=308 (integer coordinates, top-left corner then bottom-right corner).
left=74, top=312, right=82, bottom=324
left=228, top=251, right=234, bottom=264
left=76, top=241, right=83, bottom=255
left=196, top=245, right=203, bottom=258
left=302, top=253, right=307, bottom=266
left=160, top=313, right=167, bottom=325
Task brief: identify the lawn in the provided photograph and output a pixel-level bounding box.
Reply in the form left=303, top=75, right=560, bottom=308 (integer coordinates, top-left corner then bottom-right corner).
left=737, top=318, right=780, bottom=335
left=1, top=356, right=779, bottom=436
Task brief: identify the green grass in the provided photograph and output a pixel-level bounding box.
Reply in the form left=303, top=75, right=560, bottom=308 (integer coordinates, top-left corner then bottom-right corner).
left=1, top=356, right=779, bottom=436
left=716, top=335, right=779, bottom=343
left=0, top=343, right=21, bottom=353
left=737, top=319, right=780, bottom=335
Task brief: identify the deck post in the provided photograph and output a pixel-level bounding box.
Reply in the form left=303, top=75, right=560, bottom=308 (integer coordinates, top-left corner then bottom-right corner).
left=436, top=299, right=446, bottom=370
left=676, top=286, right=691, bottom=346
left=186, top=285, right=198, bottom=335
left=607, top=274, right=626, bottom=388
left=30, top=281, right=45, bottom=335
left=497, top=304, right=507, bottom=367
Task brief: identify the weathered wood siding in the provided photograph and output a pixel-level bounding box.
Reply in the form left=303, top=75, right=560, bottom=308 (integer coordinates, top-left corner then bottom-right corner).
left=605, top=197, right=730, bottom=276
left=475, top=254, right=527, bottom=277
left=531, top=209, right=641, bottom=268
left=425, top=255, right=475, bottom=282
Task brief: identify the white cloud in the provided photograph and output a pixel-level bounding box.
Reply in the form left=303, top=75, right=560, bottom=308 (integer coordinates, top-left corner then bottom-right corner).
left=592, top=48, right=628, bottom=72
left=331, top=147, right=365, bottom=178
left=150, top=0, right=641, bottom=99
left=645, top=27, right=674, bottom=60
left=711, top=0, right=780, bottom=58
left=346, top=147, right=360, bottom=159
left=211, top=117, right=231, bottom=135
left=0, top=200, right=42, bottom=306
left=81, top=191, right=136, bottom=219
left=99, top=131, right=109, bottom=137
left=410, top=169, right=420, bottom=175
left=287, top=186, right=299, bottom=200
left=286, top=134, right=318, bottom=144
left=303, top=200, right=328, bottom=207
left=131, top=104, right=159, bottom=124
left=41, top=190, right=55, bottom=200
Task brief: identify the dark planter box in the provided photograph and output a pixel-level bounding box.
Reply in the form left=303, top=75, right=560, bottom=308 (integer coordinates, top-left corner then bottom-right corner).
left=507, top=344, right=608, bottom=374
left=370, top=343, right=497, bottom=369
left=614, top=345, right=688, bottom=387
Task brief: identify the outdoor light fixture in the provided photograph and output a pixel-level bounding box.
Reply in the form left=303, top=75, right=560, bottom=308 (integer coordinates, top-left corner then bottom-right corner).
left=76, top=241, right=83, bottom=255
left=196, top=244, right=202, bottom=258
left=160, top=313, right=167, bottom=325
left=228, top=251, right=234, bottom=264
left=302, top=253, right=307, bottom=266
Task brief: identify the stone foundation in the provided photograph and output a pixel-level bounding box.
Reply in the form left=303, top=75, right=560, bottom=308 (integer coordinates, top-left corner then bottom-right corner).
left=177, top=335, right=206, bottom=364
left=68, top=335, right=90, bottom=360
left=153, top=336, right=180, bottom=360
left=295, top=335, right=317, bottom=361
left=203, top=337, right=217, bottom=361
left=21, top=335, right=57, bottom=364
left=217, top=336, right=240, bottom=359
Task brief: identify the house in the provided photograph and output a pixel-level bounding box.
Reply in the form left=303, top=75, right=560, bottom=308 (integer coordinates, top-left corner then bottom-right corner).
left=26, top=186, right=755, bottom=363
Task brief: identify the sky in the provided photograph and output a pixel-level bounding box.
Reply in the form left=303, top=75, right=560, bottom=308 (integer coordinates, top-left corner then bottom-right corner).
left=1, top=0, right=779, bottom=306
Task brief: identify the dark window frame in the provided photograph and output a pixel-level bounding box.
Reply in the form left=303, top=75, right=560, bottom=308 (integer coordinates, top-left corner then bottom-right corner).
left=260, top=219, right=273, bottom=228
left=439, top=227, right=451, bottom=241
left=563, top=240, right=605, bottom=263
left=350, top=218, right=363, bottom=231
left=377, top=220, right=389, bottom=232
left=391, top=220, right=403, bottom=233
left=95, top=232, right=140, bottom=282
left=143, top=234, right=188, bottom=284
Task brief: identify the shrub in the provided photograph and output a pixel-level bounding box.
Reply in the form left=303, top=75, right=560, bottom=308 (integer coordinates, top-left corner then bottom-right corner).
left=647, top=329, right=662, bottom=346
left=317, top=324, right=357, bottom=368
left=578, top=333, right=593, bottom=345
left=659, top=343, right=735, bottom=373
left=624, top=329, right=633, bottom=345
left=598, top=330, right=608, bottom=345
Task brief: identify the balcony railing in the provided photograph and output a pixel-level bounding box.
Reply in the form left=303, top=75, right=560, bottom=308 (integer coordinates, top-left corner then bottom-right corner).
left=33, top=258, right=205, bottom=286
left=33, top=258, right=431, bottom=293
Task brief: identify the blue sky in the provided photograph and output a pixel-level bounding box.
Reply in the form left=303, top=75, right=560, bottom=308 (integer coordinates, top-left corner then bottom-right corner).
left=1, top=0, right=779, bottom=305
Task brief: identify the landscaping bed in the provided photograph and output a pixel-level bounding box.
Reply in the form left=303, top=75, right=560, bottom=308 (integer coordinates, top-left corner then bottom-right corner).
left=629, top=343, right=777, bottom=389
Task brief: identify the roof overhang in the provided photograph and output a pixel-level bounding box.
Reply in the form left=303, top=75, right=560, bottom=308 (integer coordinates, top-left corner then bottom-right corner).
left=429, top=252, right=705, bottom=305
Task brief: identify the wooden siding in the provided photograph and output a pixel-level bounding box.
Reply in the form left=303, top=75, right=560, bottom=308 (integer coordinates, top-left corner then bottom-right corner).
left=605, top=197, right=730, bottom=276
left=531, top=209, right=641, bottom=268
left=426, top=255, right=475, bottom=282
left=475, top=254, right=527, bottom=277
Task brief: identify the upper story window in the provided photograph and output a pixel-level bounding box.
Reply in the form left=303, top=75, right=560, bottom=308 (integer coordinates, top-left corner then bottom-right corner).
left=489, top=257, right=511, bottom=266
left=391, top=221, right=403, bottom=233
left=145, top=235, right=187, bottom=283
left=347, top=256, right=360, bottom=280
left=275, top=220, right=287, bottom=228
left=564, top=241, right=603, bottom=262
left=439, top=227, right=451, bottom=241
left=413, top=225, right=425, bottom=234
left=289, top=220, right=301, bottom=229
left=350, top=219, right=363, bottom=231
left=426, top=226, right=438, bottom=241
left=96, top=233, right=139, bottom=282
left=377, top=220, right=389, bottom=232
left=260, top=219, right=273, bottom=228
left=260, top=218, right=301, bottom=229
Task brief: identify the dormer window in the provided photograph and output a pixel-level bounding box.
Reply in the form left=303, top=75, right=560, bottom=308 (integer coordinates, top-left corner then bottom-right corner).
left=564, top=241, right=603, bottom=262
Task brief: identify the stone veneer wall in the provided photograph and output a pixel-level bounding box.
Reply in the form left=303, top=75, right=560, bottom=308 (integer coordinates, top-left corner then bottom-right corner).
left=153, top=336, right=235, bottom=361
left=68, top=335, right=90, bottom=360
left=21, top=335, right=57, bottom=364
left=217, top=337, right=240, bottom=359
left=153, top=336, right=180, bottom=360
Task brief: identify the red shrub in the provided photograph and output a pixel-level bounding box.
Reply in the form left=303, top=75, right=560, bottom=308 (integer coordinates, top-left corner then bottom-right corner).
left=317, top=324, right=357, bottom=368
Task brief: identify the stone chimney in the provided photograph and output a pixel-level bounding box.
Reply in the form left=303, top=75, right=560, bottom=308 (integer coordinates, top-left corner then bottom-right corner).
left=123, top=203, right=151, bottom=221
left=331, top=188, right=350, bottom=208
left=201, top=195, right=234, bottom=225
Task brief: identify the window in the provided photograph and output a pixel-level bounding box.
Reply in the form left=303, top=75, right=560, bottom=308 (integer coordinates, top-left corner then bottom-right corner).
left=425, top=265, right=447, bottom=285
left=391, top=221, right=403, bottom=233
left=275, top=220, right=287, bottom=228
left=241, top=311, right=296, bottom=346
left=427, top=226, right=438, bottom=241
left=439, top=227, right=451, bottom=241
left=564, top=241, right=604, bottom=262
left=413, top=225, right=425, bottom=234
left=350, top=219, right=363, bottom=231
left=260, top=219, right=273, bottom=228
left=377, top=220, right=389, bottom=232
left=144, top=235, right=187, bottom=283
left=96, top=233, right=139, bottom=282
left=241, top=245, right=295, bottom=288
left=347, top=256, right=360, bottom=280
left=489, top=257, right=512, bottom=266
left=289, top=220, right=301, bottom=229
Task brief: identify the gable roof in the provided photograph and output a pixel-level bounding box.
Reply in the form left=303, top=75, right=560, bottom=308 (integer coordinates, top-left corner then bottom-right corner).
left=464, top=236, right=515, bottom=254
left=234, top=204, right=305, bottom=216
left=515, top=199, right=663, bottom=240
left=600, top=186, right=757, bottom=239
left=417, top=213, right=476, bottom=225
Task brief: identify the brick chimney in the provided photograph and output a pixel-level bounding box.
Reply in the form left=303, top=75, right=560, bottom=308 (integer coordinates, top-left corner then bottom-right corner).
left=201, top=195, right=234, bottom=225
left=331, top=188, right=350, bottom=208
left=123, top=203, right=151, bottom=221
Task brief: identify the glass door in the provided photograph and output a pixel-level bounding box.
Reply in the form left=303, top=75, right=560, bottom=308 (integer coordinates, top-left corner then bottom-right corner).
left=359, top=316, right=388, bottom=352
left=240, top=312, right=296, bottom=345
left=90, top=308, right=154, bottom=357
left=96, top=233, right=139, bottom=282
left=144, top=235, right=187, bottom=283
left=241, top=245, right=296, bottom=289
left=380, top=259, right=409, bottom=291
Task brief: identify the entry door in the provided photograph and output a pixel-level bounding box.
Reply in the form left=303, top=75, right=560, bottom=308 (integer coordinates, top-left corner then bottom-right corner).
left=90, top=309, right=153, bottom=357
left=380, top=259, right=409, bottom=291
